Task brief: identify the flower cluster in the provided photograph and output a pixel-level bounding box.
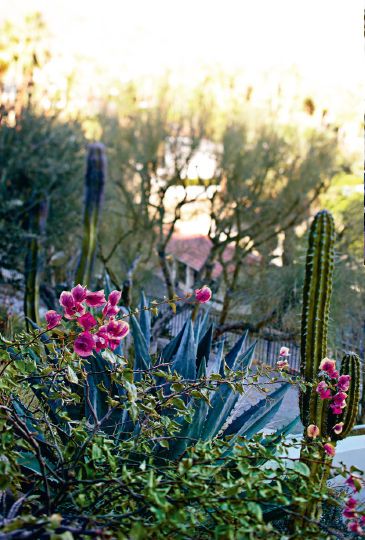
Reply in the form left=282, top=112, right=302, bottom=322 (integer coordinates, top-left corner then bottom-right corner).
left=45, top=285, right=129, bottom=357
left=342, top=474, right=365, bottom=535
left=276, top=347, right=290, bottom=369
left=314, top=358, right=351, bottom=415
left=45, top=285, right=212, bottom=358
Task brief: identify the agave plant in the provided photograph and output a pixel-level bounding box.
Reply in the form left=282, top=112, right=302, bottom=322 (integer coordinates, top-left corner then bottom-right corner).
left=5, top=288, right=290, bottom=467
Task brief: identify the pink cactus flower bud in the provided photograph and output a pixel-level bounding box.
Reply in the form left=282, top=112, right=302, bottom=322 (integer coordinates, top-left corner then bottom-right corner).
left=337, top=375, right=351, bottom=392
left=59, top=291, right=75, bottom=310
left=195, top=285, right=212, bottom=303
left=102, top=302, right=119, bottom=318
left=348, top=521, right=362, bottom=534
left=307, top=424, right=320, bottom=438
left=73, top=331, right=95, bottom=357
left=279, top=346, right=290, bottom=357
left=108, top=290, right=122, bottom=306
left=85, top=290, right=107, bottom=308
left=106, top=319, right=129, bottom=339
left=78, top=312, right=98, bottom=331
left=45, top=310, right=62, bottom=330
left=323, top=443, right=335, bottom=457
left=277, top=359, right=289, bottom=369
left=332, top=422, right=344, bottom=434
left=346, top=474, right=364, bottom=492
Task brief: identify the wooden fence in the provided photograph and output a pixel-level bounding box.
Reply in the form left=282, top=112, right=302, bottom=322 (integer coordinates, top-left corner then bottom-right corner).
left=163, top=306, right=363, bottom=374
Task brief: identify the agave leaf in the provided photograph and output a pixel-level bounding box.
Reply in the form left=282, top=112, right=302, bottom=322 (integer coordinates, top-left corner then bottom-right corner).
left=83, top=351, right=112, bottom=423
left=139, top=290, right=151, bottom=348
left=161, top=315, right=191, bottom=366
left=17, top=451, right=58, bottom=482
left=196, top=324, right=213, bottom=374
left=193, top=315, right=201, bottom=347
left=129, top=315, right=152, bottom=381
left=198, top=306, right=211, bottom=342
left=170, top=318, right=196, bottom=380
left=201, top=341, right=256, bottom=440
left=208, top=341, right=224, bottom=375
left=12, top=399, right=46, bottom=443
left=222, top=383, right=290, bottom=439
left=224, top=330, right=248, bottom=370
left=159, top=358, right=209, bottom=458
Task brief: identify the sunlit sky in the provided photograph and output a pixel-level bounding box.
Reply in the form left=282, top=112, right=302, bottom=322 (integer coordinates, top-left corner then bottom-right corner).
left=1, top=0, right=363, bottom=89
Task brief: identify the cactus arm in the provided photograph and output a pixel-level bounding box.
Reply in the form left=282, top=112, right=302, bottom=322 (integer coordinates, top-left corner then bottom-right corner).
left=336, top=353, right=361, bottom=439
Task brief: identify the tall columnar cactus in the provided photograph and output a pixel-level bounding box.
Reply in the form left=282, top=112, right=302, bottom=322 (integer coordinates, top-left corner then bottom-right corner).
left=293, top=209, right=361, bottom=527
left=299, top=210, right=335, bottom=426
left=75, top=143, right=106, bottom=288
left=24, top=191, right=49, bottom=329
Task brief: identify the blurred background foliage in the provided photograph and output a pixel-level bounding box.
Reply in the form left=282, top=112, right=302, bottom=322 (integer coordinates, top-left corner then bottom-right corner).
left=0, top=12, right=363, bottom=348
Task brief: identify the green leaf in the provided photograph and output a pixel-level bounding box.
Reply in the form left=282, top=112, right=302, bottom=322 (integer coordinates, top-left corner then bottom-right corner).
left=67, top=365, right=78, bottom=383
left=171, top=397, right=187, bottom=410
left=159, top=439, right=169, bottom=448
left=292, top=461, right=310, bottom=477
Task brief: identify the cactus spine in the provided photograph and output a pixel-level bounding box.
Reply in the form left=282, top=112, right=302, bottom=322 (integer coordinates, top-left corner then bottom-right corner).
left=24, top=191, right=49, bottom=329
left=299, top=210, right=335, bottom=426
left=75, top=143, right=106, bottom=288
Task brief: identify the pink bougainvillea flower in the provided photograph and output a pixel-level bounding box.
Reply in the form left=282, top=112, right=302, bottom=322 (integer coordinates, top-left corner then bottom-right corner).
left=71, top=284, right=87, bottom=303
left=64, top=303, right=86, bottom=320
left=330, top=404, right=343, bottom=414
left=102, top=302, right=119, bottom=318
left=106, top=319, right=129, bottom=339
left=316, top=381, right=331, bottom=399
left=307, top=424, right=320, bottom=438
left=346, top=474, right=364, bottom=492
left=109, top=337, right=122, bottom=351
left=323, top=443, right=335, bottom=457
left=78, top=312, right=98, bottom=331
left=279, top=346, right=290, bottom=357
left=348, top=521, right=362, bottom=534
left=45, top=310, right=62, bottom=330
left=332, top=422, right=344, bottom=435
left=328, top=369, right=340, bottom=379
left=319, top=357, right=336, bottom=371
left=277, top=359, right=289, bottom=369
left=343, top=501, right=358, bottom=519
left=73, top=331, right=95, bottom=357
left=195, top=286, right=212, bottom=303
left=333, top=392, right=347, bottom=408
left=361, top=515, right=365, bottom=525
left=337, top=375, right=351, bottom=392
left=85, top=290, right=107, bottom=308
left=59, top=291, right=75, bottom=310
left=108, top=290, right=122, bottom=306
left=94, top=331, right=109, bottom=353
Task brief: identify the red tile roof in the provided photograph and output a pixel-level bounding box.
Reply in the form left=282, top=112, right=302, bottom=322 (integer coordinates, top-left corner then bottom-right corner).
left=166, top=231, right=258, bottom=279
